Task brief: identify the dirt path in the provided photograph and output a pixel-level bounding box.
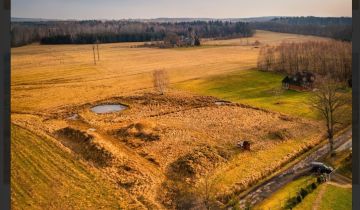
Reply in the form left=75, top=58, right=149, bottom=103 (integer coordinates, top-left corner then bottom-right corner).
left=330, top=172, right=352, bottom=185
left=312, top=184, right=327, bottom=210
left=327, top=181, right=352, bottom=189
left=237, top=128, right=352, bottom=209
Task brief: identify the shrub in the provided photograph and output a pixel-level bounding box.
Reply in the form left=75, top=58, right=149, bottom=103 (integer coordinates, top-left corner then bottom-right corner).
left=300, top=188, right=308, bottom=198
left=305, top=182, right=317, bottom=193
left=284, top=180, right=322, bottom=209
left=311, top=182, right=317, bottom=190
left=317, top=174, right=327, bottom=184
left=285, top=197, right=299, bottom=209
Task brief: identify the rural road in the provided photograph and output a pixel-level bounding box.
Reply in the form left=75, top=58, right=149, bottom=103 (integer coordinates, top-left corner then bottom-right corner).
left=235, top=128, right=352, bottom=209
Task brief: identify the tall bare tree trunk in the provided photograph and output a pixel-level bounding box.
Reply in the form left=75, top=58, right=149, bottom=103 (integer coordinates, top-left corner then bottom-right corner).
left=328, top=130, right=334, bottom=156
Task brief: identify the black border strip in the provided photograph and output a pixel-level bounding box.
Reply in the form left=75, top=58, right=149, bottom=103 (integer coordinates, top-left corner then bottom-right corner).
left=0, top=0, right=10, bottom=209
left=353, top=0, right=360, bottom=209
left=0, top=1, right=358, bottom=210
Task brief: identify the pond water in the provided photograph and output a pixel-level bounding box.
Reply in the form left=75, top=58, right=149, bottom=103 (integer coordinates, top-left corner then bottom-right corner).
left=90, top=104, right=127, bottom=114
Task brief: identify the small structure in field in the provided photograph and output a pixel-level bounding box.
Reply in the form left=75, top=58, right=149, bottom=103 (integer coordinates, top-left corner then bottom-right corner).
left=282, top=71, right=315, bottom=91
left=162, top=28, right=200, bottom=48
left=237, top=140, right=251, bottom=151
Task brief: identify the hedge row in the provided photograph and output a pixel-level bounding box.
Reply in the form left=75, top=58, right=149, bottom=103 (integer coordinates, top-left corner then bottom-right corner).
left=284, top=175, right=327, bottom=209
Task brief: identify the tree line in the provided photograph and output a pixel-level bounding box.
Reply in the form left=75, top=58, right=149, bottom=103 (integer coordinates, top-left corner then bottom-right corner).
left=11, top=17, right=352, bottom=46
left=11, top=20, right=254, bottom=47
left=270, top=16, right=351, bottom=26
left=250, top=17, right=352, bottom=41
left=257, top=40, right=352, bottom=82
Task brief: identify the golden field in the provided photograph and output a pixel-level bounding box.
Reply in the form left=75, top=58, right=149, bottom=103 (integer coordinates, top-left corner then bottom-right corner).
left=11, top=30, right=328, bottom=112
left=11, top=30, right=336, bottom=209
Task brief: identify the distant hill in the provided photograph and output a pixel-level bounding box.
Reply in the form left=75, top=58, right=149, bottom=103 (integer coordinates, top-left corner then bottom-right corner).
left=100, top=16, right=279, bottom=23
left=270, top=16, right=352, bottom=26
left=11, top=17, right=59, bottom=22
left=11, top=16, right=279, bottom=23
left=250, top=16, right=352, bottom=41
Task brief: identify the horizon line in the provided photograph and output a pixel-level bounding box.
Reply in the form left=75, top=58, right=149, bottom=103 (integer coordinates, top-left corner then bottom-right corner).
left=11, top=15, right=352, bottom=21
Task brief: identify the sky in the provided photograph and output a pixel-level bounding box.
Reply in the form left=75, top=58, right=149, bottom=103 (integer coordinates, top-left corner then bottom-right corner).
left=12, top=0, right=352, bottom=20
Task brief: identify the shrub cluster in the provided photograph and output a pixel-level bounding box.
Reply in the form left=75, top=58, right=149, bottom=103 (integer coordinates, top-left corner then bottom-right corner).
left=284, top=175, right=326, bottom=209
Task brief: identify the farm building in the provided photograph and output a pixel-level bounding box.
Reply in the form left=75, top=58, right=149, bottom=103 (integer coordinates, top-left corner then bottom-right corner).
left=282, top=71, right=315, bottom=91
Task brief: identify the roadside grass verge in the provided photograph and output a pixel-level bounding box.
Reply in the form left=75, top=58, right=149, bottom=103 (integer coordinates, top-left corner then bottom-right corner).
left=254, top=175, right=317, bottom=210
left=317, top=184, right=352, bottom=210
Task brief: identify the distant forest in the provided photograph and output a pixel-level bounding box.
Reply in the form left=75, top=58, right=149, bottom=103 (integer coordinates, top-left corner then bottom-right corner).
left=11, top=16, right=352, bottom=47
left=11, top=21, right=254, bottom=47
left=250, top=17, right=352, bottom=41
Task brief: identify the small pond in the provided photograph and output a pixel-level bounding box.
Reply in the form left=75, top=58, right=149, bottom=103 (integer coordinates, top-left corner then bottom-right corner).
left=90, top=104, right=127, bottom=114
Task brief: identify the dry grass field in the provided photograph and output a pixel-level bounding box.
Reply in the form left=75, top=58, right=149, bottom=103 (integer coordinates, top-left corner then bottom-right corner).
left=11, top=30, right=328, bottom=112
left=11, top=30, right=335, bottom=209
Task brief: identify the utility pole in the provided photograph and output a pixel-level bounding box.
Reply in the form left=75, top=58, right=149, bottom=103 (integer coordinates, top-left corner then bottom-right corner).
left=92, top=45, right=96, bottom=65
left=97, top=43, right=100, bottom=61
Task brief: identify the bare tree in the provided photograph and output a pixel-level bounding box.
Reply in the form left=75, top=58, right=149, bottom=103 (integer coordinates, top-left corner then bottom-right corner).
left=153, top=69, right=169, bottom=95
left=257, top=40, right=352, bottom=82
left=309, top=78, right=350, bottom=155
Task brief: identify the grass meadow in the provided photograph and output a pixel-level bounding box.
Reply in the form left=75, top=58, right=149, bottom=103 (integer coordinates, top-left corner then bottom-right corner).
left=175, top=70, right=317, bottom=119
left=294, top=184, right=352, bottom=210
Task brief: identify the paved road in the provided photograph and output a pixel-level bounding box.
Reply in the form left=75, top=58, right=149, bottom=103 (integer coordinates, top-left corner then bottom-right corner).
left=235, top=128, right=352, bottom=209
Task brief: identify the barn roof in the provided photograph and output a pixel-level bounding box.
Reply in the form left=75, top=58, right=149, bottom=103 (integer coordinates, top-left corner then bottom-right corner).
left=282, top=71, right=315, bottom=85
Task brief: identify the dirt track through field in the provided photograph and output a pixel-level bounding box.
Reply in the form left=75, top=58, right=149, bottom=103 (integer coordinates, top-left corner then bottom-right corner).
left=312, top=184, right=327, bottom=210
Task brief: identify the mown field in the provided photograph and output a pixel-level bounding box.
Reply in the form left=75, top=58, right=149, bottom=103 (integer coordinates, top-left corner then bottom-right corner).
left=11, top=124, right=146, bottom=210
left=11, top=30, right=344, bottom=209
